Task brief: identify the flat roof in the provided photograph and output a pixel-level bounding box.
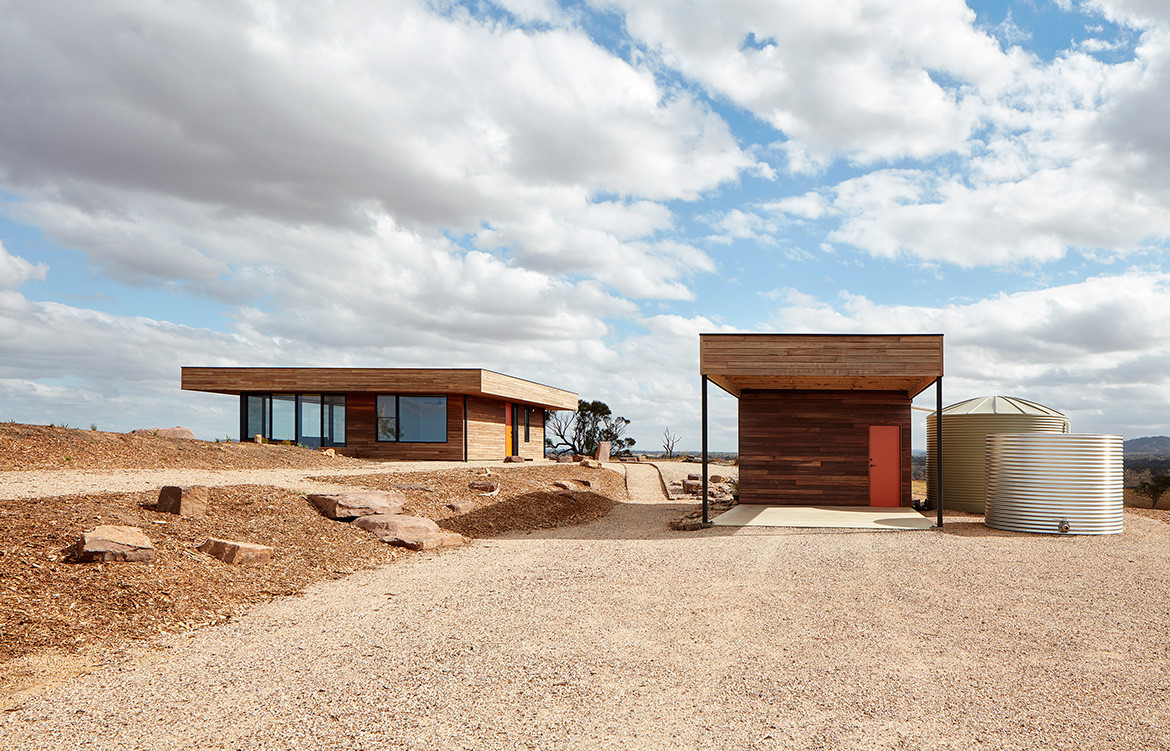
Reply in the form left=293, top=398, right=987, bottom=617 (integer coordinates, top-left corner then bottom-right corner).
left=699, top=333, right=943, bottom=398
left=180, top=367, right=579, bottom=411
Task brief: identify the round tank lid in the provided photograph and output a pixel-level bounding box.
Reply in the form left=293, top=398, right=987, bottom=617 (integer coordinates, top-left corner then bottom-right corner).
left=943, top=395, right=1066, bottom=417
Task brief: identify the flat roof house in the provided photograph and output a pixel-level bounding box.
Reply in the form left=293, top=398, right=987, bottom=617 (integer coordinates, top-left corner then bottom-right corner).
left=181, top=367, right=578, bottom=461
left=699, top=334, right=944, bottom=517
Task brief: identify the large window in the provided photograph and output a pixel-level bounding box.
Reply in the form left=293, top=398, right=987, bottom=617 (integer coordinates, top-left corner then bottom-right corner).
left=376, top=395, right=447, bottom=442
left=240, top=393, right=345, bottom=446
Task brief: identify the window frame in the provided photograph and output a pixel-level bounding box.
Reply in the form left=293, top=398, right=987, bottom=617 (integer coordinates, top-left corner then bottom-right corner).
left=375, top=394, right=448, bottom=444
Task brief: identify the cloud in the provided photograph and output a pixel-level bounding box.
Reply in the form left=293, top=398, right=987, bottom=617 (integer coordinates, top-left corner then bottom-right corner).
left=767, top=270, right=1170, bottom=435
left=606, top=0, right=1014, bottom=166
left=0, top=242, right=47, bottom=290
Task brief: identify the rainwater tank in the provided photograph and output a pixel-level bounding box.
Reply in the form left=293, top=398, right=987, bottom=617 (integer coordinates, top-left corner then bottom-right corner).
left=984, top=433, right=1123, bottom=535
left=927, top=396, right=1069, bottom=512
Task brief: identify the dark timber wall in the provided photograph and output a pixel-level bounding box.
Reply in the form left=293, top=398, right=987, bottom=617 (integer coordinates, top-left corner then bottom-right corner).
left=738, top=389, right=911, bottom=506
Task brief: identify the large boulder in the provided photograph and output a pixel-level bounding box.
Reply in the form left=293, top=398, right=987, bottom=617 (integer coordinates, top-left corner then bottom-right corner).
left=352, top=514, right=467, bottom=551
left=682, top=479, right=702, bottom=494
left=157, top=485, right=209, bottom=517
left=308, top=490, right=406, bottom=520
left=131, top=427, right=197, bottom=440
left=197, top=538, right=272, bottom=565
left=580, top=459, right=603, bottom=469
left=68, top=526, right=155, bottom=563
left=503, top=455, right=525, bottom=463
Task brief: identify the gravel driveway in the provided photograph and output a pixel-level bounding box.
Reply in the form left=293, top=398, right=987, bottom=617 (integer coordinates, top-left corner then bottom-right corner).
left=3, top=463, right=1168, bottom=750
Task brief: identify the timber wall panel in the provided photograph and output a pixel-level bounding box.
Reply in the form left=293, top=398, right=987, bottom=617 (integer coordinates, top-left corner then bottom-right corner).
left=338, top=392, right=464, bottom=461
left=466, top=395, right=504, bottom=461
left=738, top=390, right=911, bottom=506
left=516, top=407, right=546, bottom=460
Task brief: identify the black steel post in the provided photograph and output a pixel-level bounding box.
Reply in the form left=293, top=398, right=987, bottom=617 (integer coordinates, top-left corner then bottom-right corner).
left=936, top=375, right=944, bottom=528
left=702, top=374, right=709, bottom=525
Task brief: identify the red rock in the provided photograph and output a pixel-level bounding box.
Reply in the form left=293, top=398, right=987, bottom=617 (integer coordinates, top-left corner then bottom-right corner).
left=682, top=479, right=702, bottom=494
left=709, top=475, right=725, bottom=483
left=69, top=526, right=155, bottom=563
left=157, top=485, right=209, bottom=517
left=468, top=480, right=499, bottom=494
left=197, top=538, right=272, bottom=565
left=595, top=441, right=611, bottom=462
left=447, top=500, right=477, bottom=514
left=353, top=514, right=468, bottom=551
left=581, top=459, right=602, bottom=469
left=503, top=455, right=524, bottom=463
left=308, top=491, right=405, bottom=520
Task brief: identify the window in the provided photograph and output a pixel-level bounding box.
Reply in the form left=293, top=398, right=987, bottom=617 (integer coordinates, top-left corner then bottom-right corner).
left=524, top=408, right=530, bottom=442
left=239, top=393, right=345, bottom=446
left=377, top=395, right=447, bottom=442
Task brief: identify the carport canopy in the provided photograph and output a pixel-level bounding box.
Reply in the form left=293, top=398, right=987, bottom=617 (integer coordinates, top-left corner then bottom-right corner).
left=698, top=333, right=945, bottom=524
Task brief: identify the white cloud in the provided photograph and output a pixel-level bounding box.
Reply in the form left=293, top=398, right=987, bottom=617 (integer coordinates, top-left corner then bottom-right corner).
left=768, top=270, right=1170, bottom=436
left=0, top=242, right=47, bottom=290
left=604, top=0, right=1014, bottom=165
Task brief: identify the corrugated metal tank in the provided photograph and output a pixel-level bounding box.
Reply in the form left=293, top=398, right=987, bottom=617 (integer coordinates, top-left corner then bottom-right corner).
left=984, top=433, right=1123, bottom=535
left=927, top=396, right=1069, bottom=512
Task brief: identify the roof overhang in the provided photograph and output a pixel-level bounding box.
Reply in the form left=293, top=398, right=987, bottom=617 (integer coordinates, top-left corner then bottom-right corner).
left=180, top=367, right=579, bottom=411
left=699, top=333, right=943, bottom=398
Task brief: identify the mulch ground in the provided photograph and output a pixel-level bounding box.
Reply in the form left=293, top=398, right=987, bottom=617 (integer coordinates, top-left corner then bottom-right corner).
left=0, top=470, right=625, bottom=699
left=0, top=423, right=371, bottom=471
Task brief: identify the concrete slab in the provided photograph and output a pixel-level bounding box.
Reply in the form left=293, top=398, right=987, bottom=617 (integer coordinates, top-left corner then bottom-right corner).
left=712, top=504, right=935, bottom=530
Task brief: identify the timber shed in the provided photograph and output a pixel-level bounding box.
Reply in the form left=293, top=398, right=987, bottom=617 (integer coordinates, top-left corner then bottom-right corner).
left=699, top=334, right=945, bottom=522
left=181, top=367, right=578, bottom=461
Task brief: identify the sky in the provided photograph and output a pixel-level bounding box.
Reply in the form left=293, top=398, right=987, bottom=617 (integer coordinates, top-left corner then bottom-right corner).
left=1, top=0, right=1168, bottom=453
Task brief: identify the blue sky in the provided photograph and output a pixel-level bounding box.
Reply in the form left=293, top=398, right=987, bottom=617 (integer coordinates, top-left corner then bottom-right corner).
left=1, top=0, right=1168, bottom=452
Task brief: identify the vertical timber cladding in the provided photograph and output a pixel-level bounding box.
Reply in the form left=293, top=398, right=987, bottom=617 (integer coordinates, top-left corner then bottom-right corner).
left=739, top=390, right=912, bottom=506
left=341, top=392, right=465, bottom=461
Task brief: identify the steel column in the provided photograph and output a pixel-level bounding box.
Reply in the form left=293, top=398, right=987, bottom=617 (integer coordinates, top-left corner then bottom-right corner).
left=936, top=375, right=944, bottom=528
left=702, top=374, right=709, bottom=525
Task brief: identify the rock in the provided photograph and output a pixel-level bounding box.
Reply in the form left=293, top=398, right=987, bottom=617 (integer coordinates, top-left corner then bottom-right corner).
left=595, top=441, right=611, bottom=462
left=572, top=454, right=584, bottom=462
left=68, top=525, right=155, bottom=563
left=553, top=479, right=591, bottom=491
left=555, top=454, right=572, bottom=463
left=682, top=479, right=702, bottom=494
left=156, top=485, right=209, bottom=517
left=308, top=490, right=406, bottom=520
left=320, top=448, right=336, bottom=457
left=581, top=459, right=603, bottom=469
left=197, top=538, right=272, bottom=565
left=447, top=500, right=477, bottom=514
left=468, top=479, right=499, bottom=494
left=709, top=475, right=725, bottom=483
left=131, top=427, right=197, bottom=440
left=353, top=514, right=468, bottom=551
left=475, top=468, right=492, bottom=476
left=687, top=473, right=700, bottom=481
left=253, top=434, right=264, bottom=444
left=503, top=455, right=525, bottom=463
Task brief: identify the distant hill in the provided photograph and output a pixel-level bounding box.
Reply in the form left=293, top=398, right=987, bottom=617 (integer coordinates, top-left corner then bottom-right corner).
left=1125, top=436, right=1170, bottom=456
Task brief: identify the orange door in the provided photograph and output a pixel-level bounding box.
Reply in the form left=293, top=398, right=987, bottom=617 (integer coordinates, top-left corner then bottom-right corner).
left=869, top=425, right=901, bottom=507
left=504, top=402, right=514, bottom=456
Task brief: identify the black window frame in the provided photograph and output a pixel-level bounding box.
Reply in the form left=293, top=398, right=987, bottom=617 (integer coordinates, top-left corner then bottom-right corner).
left=239, top=392, right=347, bottom=447
left=375, top=394, right=448, bottom=444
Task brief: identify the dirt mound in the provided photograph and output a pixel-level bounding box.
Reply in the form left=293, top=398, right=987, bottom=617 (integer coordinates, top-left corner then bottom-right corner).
left=0, top=423, right=371, bottom=472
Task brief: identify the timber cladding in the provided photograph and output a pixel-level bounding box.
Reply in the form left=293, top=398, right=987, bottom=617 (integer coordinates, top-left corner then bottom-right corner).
left=342, top=392, right=465, bottom=462
left=738, top=390, right=912, bottom=506
left=181, top=367, right=577, bottom=411
left=700, top=334, right=943, bottom=397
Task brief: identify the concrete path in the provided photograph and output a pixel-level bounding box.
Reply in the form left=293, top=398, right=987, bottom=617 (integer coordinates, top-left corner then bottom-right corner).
left=3, top=465, right=1168, bottom=750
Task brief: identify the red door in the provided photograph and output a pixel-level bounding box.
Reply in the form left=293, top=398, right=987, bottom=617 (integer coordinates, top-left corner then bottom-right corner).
left=869, top=425, right=901, bottom=507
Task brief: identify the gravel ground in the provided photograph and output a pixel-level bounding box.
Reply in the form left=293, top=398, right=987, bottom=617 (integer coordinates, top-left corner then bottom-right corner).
left=0, top=460, right=554, bottom=500
left=3, top=463, right=1169, bottom=750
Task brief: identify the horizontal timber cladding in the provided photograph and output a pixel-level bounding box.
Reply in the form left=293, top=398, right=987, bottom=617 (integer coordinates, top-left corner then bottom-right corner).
left=739, top=390, right=912, bottom=506
left=517, top=406, right=545, bottom=460
left=339, top=392, right=465, bottom=461
left=181, top=367, right=578, bottom=411
left=466, top=395, right=504, bottom=461
left=699, top=334, right=943, bottom=397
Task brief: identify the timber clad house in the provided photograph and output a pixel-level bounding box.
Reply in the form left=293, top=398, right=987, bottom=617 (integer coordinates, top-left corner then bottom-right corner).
left=699, top=334, right=944, bottom=509
left=180, top=367, right=578, bottom=461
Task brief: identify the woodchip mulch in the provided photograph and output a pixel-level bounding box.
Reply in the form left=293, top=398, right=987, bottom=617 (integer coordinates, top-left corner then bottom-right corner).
left=0, top=425, right=627, bottom=702
left=0, top=423, right=371, bottom=472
